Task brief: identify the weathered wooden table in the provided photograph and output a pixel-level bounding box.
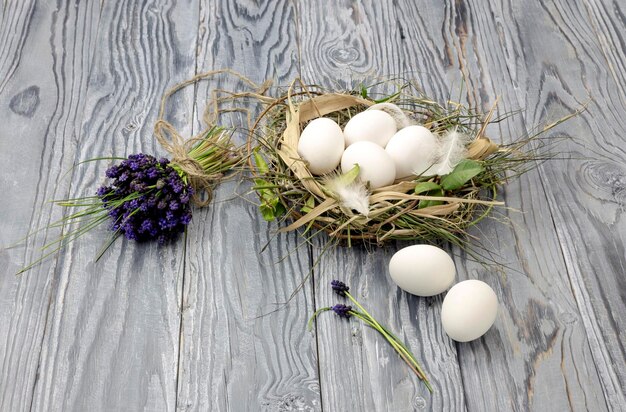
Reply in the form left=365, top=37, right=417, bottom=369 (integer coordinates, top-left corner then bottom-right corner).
left=1, top=1, right=624, bottom=411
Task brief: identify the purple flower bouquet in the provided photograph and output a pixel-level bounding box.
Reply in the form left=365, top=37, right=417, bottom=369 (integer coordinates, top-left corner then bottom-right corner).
left=96, top=153, right=194, bottom=244
left=18, top=124, right=240, bottom=274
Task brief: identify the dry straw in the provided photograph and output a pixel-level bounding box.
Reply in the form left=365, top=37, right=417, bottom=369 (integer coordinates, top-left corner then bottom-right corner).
left=246, top=79, right=578, bottom=250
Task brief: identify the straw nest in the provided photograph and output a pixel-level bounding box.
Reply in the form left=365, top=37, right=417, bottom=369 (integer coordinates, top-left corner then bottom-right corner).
left=248, top=82, right=566, bottom=248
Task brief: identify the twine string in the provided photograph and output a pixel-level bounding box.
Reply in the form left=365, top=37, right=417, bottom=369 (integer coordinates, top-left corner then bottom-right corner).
left=153, top=69, right=272, bottom=207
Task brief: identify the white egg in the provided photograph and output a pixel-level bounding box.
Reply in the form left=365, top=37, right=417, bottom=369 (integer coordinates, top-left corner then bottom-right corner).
left=441, top=280, right=498, bottom=342
left=341, top=141, right=396, bottom=189
left=297, top=118, right=345, bottom=175
left=385, top=125, right=439, bottom=178
left=388, top=245, right=456, bottom=297
left=343, top=110, right=397, bottom=147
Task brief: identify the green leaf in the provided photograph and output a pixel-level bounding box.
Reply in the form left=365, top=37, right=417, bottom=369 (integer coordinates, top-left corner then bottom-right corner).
left=305, top=195, right=315, bottom=209
left=254, top=179, right=273, bottom=200
left=416, top=181, right=445, bottom=208
left=360, top=84, right=368, bottom=99
left=253, top=175, right=286, bottom=222
left=260, top=205, right=276, bottom=221
left=253, top=150, right=270, bottom=174
left=341, top=164, right=360, bottom=185
left=301, top=195, right=316, bottom=213
left=418, top=188, right=445, bottom=209
left=414, top=181, right=441, bottom=195
left=419, top=199, right=444, bottom=209
left=260, top=195, right=285, bottom=222
left=274, top=202, right=286, bottom=218
left=440, top=159, right=484, bottom=191
left=415, top=182, right=444, bottom=208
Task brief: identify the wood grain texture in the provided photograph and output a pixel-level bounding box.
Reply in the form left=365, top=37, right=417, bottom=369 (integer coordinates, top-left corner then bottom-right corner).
left=527, top=1, right=626, bottom=405
left=1, top=0, right=625, bottom=411
left=312, top=243, right=466, bottom=412
left=16, top=1, right=199, bottom=411
left=447, top=0, right=626, bottom=408
left=0, top=1, right=99, bottom=410
left=301, top=0, right=621, bottom=411
left=298, top=1, right=466, bottom=411
left=395, top=1, right=614, bottom=411
left=175, top=1, right=320, bottom=411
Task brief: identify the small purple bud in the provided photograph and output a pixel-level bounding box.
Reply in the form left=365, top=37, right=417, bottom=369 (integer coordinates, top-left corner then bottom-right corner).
left=331, top=280, right=350, bottom=296
left=331, top=304, right=352, bottom=318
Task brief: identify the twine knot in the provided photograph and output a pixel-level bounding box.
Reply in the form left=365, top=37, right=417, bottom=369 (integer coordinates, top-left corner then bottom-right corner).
left=154, top=119, right=220, bottom=207
left=154, top=69, right=274, bottom=207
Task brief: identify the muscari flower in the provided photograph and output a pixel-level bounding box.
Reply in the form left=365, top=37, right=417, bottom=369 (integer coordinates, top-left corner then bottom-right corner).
left=97, top=153, right=194, bottom=245
left=331, top=280, right=350, bottom=296
left=308, top=279, right=433, bottom=392
left=331, top=304, right=352, bottom=318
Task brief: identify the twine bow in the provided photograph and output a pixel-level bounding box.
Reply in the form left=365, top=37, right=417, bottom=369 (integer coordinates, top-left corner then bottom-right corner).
left=154, top=69, right=272, bottom=207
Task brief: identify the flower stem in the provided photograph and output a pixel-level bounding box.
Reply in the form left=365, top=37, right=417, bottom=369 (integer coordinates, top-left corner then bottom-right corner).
left=375, top=322, right=431, bottom=386
left=307, top=307, right=332, bottom=330
left=350, top=310, right=432, bottom=391
left=345, top=293, right=432, bottom=391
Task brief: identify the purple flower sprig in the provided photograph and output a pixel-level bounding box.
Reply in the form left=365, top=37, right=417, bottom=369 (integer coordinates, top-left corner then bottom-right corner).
left=309, top=280, right=433, bottom=392
left=330, top=279, right=350, bottom=296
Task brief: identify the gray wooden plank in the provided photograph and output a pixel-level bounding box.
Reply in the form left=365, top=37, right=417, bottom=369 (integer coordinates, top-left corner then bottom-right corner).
left=403, top=0, right=619, bottom=409
left=175, top=1, right=321, bottom=411
left=21, top=1, right=200, bottom=411
left=0, top=1, right=99, bottom=410
left=552, top=0, right=626, bottom=404
left=301, top=0, right=618, bottom=411
left=298, top=1, right=467, bottom=411
left=482, top=0, right=626, bottom=405
left=1, top=1, right=622, bottom=411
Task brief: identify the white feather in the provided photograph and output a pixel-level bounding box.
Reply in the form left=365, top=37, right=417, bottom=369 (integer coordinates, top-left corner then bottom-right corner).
left=432, top=129, right=472, bottom=175
left=324, top=176, right=370, bottom=217
left=368, top=103, right=413, bottom=129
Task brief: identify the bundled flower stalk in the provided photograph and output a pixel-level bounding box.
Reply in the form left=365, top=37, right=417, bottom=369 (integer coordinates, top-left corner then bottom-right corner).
left=17, top=125, right=240, bottom=274
left=15, top=69, right=264, bottom=275
left=309, top=280, right=433, bottom=392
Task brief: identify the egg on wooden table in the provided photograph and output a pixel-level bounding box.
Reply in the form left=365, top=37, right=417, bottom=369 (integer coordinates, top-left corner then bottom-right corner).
left=388, top=244, right=456, bottom=296
left=341, top=141, right=396, bottom=189
left=343, top=110, right=397, bottom=147
left=297, top=118, right=345, bottom=175
left=441, top=280, right=498, bottom=342
left=385, top=125, right=439, bottom=178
